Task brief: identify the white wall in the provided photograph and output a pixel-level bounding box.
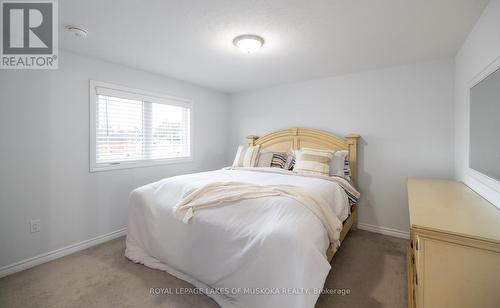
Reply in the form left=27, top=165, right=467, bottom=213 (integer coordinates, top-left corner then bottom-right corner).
left=228, top=59, right=455, bottom=233
left=455, top=1, right=500, bottom=181
left=0, top=51, right=228, bottom=268
left=0, top=34, right=465, bottom=268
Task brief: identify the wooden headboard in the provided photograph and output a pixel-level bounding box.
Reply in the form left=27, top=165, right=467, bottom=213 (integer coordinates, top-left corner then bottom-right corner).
left=246, top=128, right=360, bottom=187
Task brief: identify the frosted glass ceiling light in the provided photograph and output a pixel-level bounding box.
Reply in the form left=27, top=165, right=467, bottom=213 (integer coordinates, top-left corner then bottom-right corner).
left=65, top=25, right=88, bottom=38
left=233, top=34, right=264, bottom=54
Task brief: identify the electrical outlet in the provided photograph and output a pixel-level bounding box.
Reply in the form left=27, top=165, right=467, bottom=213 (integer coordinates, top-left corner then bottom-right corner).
left=30, top=219, right=41, bottom=233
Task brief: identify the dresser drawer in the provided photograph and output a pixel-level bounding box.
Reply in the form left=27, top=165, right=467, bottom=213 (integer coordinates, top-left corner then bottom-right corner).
left=407, top=246, right=416, bottom=308
left=408, top=179, right=500, bottom=308
left=412, top=228, right=500, bottom=308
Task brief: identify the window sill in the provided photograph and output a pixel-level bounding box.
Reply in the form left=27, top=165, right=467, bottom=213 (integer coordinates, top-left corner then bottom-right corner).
left=90, top=156, right=193, bottom=172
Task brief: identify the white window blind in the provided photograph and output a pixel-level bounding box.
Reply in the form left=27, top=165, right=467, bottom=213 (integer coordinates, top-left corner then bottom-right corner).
left=90, top=81, right=191, bottom=171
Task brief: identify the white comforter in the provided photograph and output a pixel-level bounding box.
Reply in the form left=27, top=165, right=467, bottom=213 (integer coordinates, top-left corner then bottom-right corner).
left=125, top=168, right=353, bottom=308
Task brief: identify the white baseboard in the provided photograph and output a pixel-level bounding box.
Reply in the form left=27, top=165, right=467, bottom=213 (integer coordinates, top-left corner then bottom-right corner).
left=0, top=223, right=407, bottom=278
left=0, top=227, right=127, bottom=278
left=358, top=223, right=410, bottom=239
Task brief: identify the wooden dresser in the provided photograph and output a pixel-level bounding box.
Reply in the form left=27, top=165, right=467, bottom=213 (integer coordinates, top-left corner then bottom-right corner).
left=407, top=179, right=500, bottom=308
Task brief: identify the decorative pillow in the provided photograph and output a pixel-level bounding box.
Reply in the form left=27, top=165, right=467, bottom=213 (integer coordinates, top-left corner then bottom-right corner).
left=232, top=145, right=261, bottom=167
left=293, top=148, right=334, bottom=176
left=270, top=152, right=287, bottom=168
left=256, top=151, right=274, bottom=167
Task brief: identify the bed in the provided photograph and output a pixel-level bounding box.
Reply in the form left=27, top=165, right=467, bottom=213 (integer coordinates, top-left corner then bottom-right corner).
left=125, top=127, right=360, bottom=308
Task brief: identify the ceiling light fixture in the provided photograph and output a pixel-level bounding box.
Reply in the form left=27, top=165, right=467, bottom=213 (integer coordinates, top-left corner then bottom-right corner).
left=65, top=25, right=88, bottom=38
left=233, top=34, right=264, bottom=54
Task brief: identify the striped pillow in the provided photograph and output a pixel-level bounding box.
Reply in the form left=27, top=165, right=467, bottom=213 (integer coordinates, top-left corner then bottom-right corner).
left=344, top=157, right=352, bottom=180
left=285, top=150, right=297, bottom=171
left=286, top=155, right=296, bottom=171
left=294, top=148, right=334, bottom=176
left=270, top=152, right=287, bottom=168
left=242, top=145, right=260, bottom=167
left=232, top=145, right=260, bottom=167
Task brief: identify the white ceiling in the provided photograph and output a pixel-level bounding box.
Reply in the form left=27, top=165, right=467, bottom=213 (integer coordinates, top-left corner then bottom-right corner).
left=60, top=0, right=489, bottom=93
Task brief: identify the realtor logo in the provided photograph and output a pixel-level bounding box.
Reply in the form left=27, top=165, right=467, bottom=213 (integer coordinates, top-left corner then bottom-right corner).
left=1, top=0, right=58, bottom=69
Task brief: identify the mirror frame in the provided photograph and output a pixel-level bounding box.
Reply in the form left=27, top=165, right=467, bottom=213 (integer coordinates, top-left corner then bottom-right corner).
left=465, top=55, right=500, bottom=209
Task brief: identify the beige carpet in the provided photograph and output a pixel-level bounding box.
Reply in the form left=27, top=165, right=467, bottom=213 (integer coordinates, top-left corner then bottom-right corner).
left=0, top=230, right=408, bottom=308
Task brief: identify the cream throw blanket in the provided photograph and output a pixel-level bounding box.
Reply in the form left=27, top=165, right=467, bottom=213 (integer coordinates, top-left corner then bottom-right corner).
left=174, top=181, right=343, bottom=247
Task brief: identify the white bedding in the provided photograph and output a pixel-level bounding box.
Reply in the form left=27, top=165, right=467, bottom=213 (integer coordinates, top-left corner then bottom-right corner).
left=125, top=168, right=355, bottom=308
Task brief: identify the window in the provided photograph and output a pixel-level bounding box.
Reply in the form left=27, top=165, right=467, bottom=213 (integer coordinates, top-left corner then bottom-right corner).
left=90, top=81, right=192, bottom=171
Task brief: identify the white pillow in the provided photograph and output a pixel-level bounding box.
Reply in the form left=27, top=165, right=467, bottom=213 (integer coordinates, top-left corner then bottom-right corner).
left=232, top=145, right=261, bottom=167
left=232, top=145, right=245, bottom=167
left=330, top=150, right=348, bottom=177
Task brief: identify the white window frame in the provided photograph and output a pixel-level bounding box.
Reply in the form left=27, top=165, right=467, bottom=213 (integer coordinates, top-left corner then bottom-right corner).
left=89, top=80, right=193, bottom=172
